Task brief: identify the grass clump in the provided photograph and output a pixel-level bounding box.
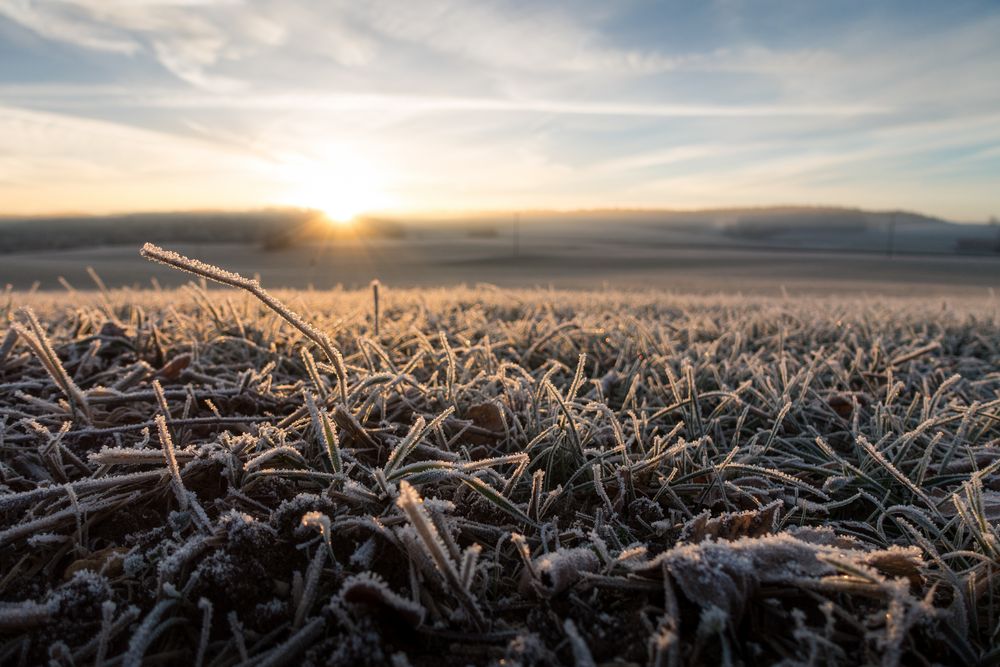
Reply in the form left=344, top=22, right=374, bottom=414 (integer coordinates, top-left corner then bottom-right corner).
left=0, top=247, right=999, bottom=665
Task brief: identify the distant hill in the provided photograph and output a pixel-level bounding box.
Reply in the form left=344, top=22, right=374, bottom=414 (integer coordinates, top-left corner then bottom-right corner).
left=1, top=206, right=997, bottom=256
left=0, top=210, right=312, bottom=253
left=385, top=206, right=999, bottom=255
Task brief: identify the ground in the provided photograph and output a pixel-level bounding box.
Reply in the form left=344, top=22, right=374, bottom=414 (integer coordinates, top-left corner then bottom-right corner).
left=1, top=258, right=999, bottom=665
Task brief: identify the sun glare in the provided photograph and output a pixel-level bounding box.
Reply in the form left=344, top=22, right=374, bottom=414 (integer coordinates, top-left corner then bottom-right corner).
left=277, top=147, right=390, bottom=223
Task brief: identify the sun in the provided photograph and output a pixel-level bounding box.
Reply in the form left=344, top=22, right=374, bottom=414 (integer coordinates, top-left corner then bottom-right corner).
left=277, top=147, right=391, bottom=224
left=293, top=172, right=377, bottom=223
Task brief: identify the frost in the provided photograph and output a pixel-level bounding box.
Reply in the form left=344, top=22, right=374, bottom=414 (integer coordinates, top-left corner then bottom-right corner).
left=220, top=509, right=276, bottom=548
left=339, top=572, right=425, bottom=627
left=26, top=531, right=67, bottom=547
left=50, top=571, right=113, bottom=618
left=3, top=259, right=996, bottom=664
left=271, top=493, right=336, bottom=537
left=502, top=632, right=557, bottom=667
left=123, top=551, right=147, bottom=578
left=628, top=532, right=924, bottom=617
left=523, top=547, right=600, bottom=598
left=0, top=599, right=54, bottom=630
left=350, top=537, right=377, bottom=569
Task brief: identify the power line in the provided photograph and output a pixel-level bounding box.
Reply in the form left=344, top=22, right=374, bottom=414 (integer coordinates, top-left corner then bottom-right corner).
left=886, top=211, right=897, bottom=258
left=513, top=212, right=520, bottom=259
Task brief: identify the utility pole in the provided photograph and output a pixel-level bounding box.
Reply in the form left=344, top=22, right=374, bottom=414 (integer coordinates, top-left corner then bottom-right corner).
left=513, top=212, right=520, bottom=259
left=886, top=211, right=897, bottom=258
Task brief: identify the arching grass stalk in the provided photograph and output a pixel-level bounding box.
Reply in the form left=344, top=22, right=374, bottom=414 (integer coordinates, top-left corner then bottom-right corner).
left=140, top=244, right=348, bottom=403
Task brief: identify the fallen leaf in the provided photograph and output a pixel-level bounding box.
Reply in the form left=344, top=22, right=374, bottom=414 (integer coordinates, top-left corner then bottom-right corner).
left=63, top=546, right=128, bottom=581
left=156, top=353, right=192, bottom=381
left=465, top=403, right=504, bottom=444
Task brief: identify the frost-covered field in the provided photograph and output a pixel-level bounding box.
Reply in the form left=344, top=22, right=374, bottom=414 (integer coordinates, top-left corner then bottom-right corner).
left=1, top=248, right=999, bottom=666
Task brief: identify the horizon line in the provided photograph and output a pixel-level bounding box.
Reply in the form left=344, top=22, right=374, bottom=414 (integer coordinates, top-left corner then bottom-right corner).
left=0, top=203, right=987, bottom=225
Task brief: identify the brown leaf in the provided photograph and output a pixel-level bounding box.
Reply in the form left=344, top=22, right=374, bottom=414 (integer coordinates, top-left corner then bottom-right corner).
left=679, top=500, right=782, bottom=544
left=467, top=403, right=504, bottom=431
left=828, top=394, right=853, bottom=418
left=98, top=322, right=128, bottom=338
left=156, top=353, right=192, bottom=381
left=864, top=548, right=924, bottom=590
left=63, top=546, right=128, bottom=581
left=464, top=402, right=504, bottom=444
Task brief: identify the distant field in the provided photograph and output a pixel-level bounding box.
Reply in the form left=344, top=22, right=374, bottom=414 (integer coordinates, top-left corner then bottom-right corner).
left=2, top=238, right=999, bottom=296
left=1, top=249, right=999, bottom=664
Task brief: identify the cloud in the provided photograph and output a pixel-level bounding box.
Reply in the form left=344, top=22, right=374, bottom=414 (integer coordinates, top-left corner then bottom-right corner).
left=334, top=1, right=677, bottom=74
left=0, top=85, right=890, bottom=118
left=0, top=0, right=282, bottom=89
left=0, top=0, right=140, bottom=54
left=0, top=0, right=684, bottom=91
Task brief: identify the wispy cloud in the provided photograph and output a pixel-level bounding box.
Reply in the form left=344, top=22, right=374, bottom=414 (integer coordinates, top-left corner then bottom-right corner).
left=0, top=85, right=891, bottom=117
left=0, top=0, right=287, bottom=89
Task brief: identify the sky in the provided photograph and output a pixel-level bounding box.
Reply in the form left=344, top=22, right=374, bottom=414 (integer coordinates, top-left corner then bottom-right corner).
left=0, top=1, right=998, bottom=221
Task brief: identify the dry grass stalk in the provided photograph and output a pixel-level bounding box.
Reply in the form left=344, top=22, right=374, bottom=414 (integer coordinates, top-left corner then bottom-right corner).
left=12, top=308, right=91, bottom=423
left=154, top=414, right=188, bottom=511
